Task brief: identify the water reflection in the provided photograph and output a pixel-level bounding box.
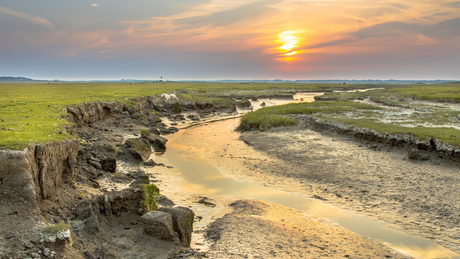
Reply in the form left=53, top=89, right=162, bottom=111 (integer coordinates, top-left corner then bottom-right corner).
left=156, top=117, right=460, bottom=259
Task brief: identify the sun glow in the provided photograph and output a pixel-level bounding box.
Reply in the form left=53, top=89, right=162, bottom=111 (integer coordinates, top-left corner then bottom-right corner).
left=284, top=51, right=297, bottom=56
left=277, top=31, right=302, bottom=62
left=278, top=31, right=299, bottom=53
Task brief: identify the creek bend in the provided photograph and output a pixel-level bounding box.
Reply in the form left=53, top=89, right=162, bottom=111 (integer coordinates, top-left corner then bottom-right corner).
left=148, top=97, right=459, bottom=259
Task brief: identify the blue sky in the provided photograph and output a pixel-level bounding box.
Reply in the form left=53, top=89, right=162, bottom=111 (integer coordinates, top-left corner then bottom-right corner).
left=1, top=0, right=459, bottom=80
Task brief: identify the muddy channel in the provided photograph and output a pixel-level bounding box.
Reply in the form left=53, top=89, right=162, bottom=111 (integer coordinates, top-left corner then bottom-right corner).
left=147, top=114, right=459, bottom=259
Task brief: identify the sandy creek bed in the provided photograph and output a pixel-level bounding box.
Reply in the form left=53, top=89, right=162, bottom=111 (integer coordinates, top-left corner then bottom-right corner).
left=147, top=116, right=459, bottom=259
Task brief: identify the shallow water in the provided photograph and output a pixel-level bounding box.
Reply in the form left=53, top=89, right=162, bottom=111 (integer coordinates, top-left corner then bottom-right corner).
left=149, top=96, right=460, bottom=259
left=152, top=119, right=459, bottom=259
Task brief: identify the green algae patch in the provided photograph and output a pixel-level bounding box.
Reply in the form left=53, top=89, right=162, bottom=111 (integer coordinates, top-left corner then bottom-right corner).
left=136, top=113, right=148, bottom=126
left=141, top=184, right=160, bottom=213
left=126, top=138, right=149, bottom=153
left=171, top=102, right=182, bottom=113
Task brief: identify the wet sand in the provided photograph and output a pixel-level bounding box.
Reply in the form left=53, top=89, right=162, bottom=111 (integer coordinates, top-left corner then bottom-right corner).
left=238, top=121, right=460, bottom=256
left=205, top=199, right=406, bottom=259
left=152, top=118, right=460, bottom=258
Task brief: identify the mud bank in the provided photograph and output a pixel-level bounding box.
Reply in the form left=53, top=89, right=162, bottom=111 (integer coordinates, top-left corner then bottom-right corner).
left=0, top=139, right=79, bottom=207
left=0, top=95, right=238, bottom=258
left=295, top=114, right=460, bottom=160
left=2, top=92, right=458, bottom=258
left=152, top=119, right=414, bottom=258
left=205, top=199, right=408, bottom=258
left=239, top=119, right=460, bottom=254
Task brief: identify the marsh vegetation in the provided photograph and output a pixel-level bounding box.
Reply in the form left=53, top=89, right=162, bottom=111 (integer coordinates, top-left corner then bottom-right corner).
left=239, top=83, right=460, bottom=148
left=1, top=81, right=460, bottom=149
left=0, top=81, right=377, bottom=150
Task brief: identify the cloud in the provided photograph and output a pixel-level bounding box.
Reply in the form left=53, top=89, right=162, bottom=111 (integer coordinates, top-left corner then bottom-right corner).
left=307, top=38, right=359, bottom=49
left=428, top=17, right=460, bottom=37
left=175, top=0, right=280, bottom=28
left=124, top=0, right=265, bottom=28
left=92, top=4, right=99, bottom=7
left=0, top=6, right=55, bottom=29
left=446, top=1, right=460, bottom=8
left=304, top=17, right=460, bottom=51
left=423, top=11, right=455, bottom=20
left=433, top=12, right=454, bottom=16
left=388, top=3, right=410, bottom=10
left=168, top=0, right=265, bottom=21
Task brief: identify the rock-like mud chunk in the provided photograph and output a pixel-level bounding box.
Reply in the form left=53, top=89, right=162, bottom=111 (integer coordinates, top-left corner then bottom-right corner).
left=119, top=138, right=151, bottom=162
left=141, top=130, right=168, bottom=151
left=158, top=206, right=194, bottom=247
left=141, top=211, right=178, bottom=241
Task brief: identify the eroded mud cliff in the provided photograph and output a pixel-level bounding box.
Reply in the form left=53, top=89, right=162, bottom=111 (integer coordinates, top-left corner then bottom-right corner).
left=0, top=95, right=235, bottom=258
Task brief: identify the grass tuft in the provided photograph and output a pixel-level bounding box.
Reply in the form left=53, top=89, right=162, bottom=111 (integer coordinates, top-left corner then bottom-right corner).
left=237, top=100, right=378, bottom=131
left=140, top=184, right=160, bottom=213
left=237, top=113, right=297, bottom=131
left=171, top=102, right=182, bottom=113
left=43, top=222, right=70, bottom=234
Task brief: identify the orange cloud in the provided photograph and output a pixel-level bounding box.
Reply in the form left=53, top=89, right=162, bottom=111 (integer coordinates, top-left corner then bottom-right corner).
left=7, top=0, right=458, bottom=64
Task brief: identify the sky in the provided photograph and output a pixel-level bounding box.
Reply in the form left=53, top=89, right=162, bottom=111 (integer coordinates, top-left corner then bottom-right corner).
left=0, top=0, right=459, bottom=80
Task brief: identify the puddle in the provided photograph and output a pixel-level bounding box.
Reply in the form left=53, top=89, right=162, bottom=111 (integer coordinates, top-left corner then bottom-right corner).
left=334, top=88, right=385, bottom=93
left=151, top=118, right=460, bottom=259
left=249, top=92, right=324, bottom=111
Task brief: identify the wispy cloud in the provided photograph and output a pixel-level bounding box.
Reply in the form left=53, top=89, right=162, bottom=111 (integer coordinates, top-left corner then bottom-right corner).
left=92, top=4, right=99, bottom=7
left=303, top=16, right=460, bottom=53
left=164, top=0, right=265, bottom=21
left=124, top=0, right=265, bottom=28
left=0, top=6, right=55, bottom=29
left=446, top=1, right=460, bottom=8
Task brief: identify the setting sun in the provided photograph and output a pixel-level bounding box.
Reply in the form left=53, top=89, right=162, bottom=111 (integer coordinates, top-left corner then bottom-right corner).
left=278, top=31, right=300, bottom=56
left=276, top=30, right=304, bottom=62
left=0, top=0, right=458, bottom=79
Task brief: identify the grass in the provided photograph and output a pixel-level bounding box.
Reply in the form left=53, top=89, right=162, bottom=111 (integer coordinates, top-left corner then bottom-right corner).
left=237, top=100, right=379, bottom=131
left=387, top=83, right=460, bottom=102
left=319, top=117, right=460, bottom=147
left=2, top=81, right=459, bottom=150
left=177, top=93, right=231, bottom=104
left=136, top=114, right=148, bottom=125
left=141, top=184, right=160, bottom=213
left=43, top=222, right=70, bottom=234
left=0, top=82, right=167, bottom=150
left=238, top=98, right=460, bottom=147
left=171, top=102, right=182, bottom=113
left=315, top=91, right=369, bottom=100
left=237, top=113, right=298, bottom=131
left=320, top=84, right=460, bottom=106
left=0, top=82, right=381, bottom=150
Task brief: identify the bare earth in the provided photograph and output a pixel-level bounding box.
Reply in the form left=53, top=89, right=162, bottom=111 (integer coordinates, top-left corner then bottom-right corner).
left=236, top=121, right=460, bottom=255
left=205, top=199, right=406, bottom=258
left=3, top=99, right=458, bottom=258
left=165, top=117, right=460, bottom=258
left=156, top=118, right=412, bottom=258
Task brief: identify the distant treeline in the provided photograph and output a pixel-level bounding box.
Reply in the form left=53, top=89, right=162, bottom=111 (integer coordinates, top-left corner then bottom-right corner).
left=1, top=76, right=457, bottom=84
left=0, top=76, right=36, bottom=82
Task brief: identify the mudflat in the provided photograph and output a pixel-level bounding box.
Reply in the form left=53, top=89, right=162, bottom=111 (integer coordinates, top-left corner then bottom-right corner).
left=237, top=121, right=460, bottom=255
left=159, top=118, right=421, bottom=258
left=205, top=199, right=407, bottom=258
